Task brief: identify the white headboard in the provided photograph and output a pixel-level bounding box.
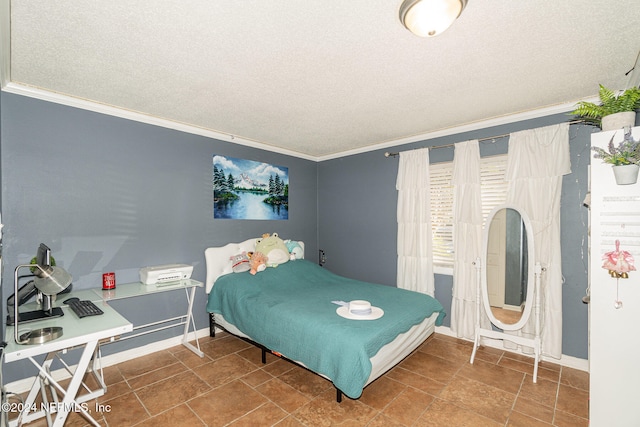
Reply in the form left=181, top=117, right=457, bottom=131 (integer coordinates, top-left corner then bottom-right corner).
left=204, top=238, right=305, bottom=293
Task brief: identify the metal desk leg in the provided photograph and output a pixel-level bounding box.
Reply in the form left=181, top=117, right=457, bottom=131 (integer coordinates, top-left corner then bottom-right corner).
left=13, top=354, right=55, bottom=427
left=181, top=286, right=204, bottom=357
left=51, top=340, right=101, bottom=427
left=12, top=341, right=102, bottom=427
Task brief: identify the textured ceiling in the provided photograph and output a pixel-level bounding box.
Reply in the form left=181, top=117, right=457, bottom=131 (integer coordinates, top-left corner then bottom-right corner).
left=4, top=0, right=640, bottom=159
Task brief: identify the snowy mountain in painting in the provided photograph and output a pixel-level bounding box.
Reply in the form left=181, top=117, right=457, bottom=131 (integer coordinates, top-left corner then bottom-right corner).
left=235, top=172, right=267, bottom=189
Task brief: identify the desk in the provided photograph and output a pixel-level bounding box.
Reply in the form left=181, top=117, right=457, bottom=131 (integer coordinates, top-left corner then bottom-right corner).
left=93, top=279, right=204, bottom=357
left=4, top=294, right=132, bottom=427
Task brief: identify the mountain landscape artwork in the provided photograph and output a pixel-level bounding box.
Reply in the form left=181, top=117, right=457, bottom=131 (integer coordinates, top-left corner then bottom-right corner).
left=213, top=155, right=289, bottom=220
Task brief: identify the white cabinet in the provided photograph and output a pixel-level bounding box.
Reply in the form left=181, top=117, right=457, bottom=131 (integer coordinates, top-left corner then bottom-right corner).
left=589, top=126, right=640, bottom=425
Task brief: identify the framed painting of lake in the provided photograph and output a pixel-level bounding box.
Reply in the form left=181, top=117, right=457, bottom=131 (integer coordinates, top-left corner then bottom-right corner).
left=213, top=155, right=289, bottom=220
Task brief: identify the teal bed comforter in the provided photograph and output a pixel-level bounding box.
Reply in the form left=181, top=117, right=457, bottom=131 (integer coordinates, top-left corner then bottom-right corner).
left=207, top=259, right=445, bottom=398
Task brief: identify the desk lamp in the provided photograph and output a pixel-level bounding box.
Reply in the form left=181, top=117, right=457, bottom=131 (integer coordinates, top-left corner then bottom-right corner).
left=13, top=245, right=73, bottom=345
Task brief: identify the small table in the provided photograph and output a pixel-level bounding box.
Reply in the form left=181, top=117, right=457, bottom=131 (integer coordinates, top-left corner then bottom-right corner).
left=4, top=293, right=132, bottom=427
left=93, top=279, right=204, bottom=357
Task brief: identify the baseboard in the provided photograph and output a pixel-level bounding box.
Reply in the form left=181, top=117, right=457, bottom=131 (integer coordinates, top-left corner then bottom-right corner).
left=435, top=325, right=589, bottom=372
left=6, top=325, right=587, bottom=394
left=4, top=327, right=213, bottom=395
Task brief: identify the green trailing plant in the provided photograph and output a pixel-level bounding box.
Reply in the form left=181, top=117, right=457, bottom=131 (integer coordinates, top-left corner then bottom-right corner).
left=592, top=130, right=640, bottom=166
left=29, top=255, right=56, bottom=274
left=571, top=85, right=640, bottom=125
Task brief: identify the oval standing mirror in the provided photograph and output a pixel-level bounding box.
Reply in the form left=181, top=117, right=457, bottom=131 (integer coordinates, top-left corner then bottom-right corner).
left=481, top=205, right=535, bottom=331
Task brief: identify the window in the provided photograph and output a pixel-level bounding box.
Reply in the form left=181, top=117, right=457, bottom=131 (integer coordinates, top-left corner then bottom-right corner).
left=429, top=154, right=508, bottom=270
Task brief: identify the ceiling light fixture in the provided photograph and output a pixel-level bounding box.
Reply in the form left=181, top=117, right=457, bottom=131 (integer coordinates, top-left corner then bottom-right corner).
left=399, top=0, right=468, bottom=37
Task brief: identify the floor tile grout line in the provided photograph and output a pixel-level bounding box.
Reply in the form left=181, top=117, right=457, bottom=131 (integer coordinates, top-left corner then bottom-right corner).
left=184, top=400, right=209, bottom=427
left=550, top=366, right=563, bottom=426
left=124, top=359, right=222, bottom=426
left=96, top=333, right=583, bottom=427
left=444, top=344, right=559, bottom=425
left=129, top=390, right=153, bottom=425
left=418, top=350, right=496, bottom=424
left=504, top=370, right=527, bottom=426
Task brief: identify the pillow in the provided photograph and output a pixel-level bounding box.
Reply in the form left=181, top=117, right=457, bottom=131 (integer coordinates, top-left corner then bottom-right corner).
left=249, top=251, right=268, bottom=275
left=255, top=233, right=289, bottom=267
left=229, top=252, right=250, bottom=273
left=284, top=240, right=304, bottom=260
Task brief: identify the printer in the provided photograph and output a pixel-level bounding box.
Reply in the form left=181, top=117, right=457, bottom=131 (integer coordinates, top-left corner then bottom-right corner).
left=139, top=264, right=193, bottom=285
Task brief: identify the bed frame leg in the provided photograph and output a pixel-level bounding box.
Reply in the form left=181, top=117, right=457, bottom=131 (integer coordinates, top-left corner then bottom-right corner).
left=209, top=313, right=216, bottom=337
left=261, top=348, right=267, bottom=364
left=336, top=389, right=342, bottom=403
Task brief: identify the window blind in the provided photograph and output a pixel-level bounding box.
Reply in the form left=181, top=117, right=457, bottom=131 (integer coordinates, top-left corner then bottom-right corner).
left=429, top=154, right=507, bottom=269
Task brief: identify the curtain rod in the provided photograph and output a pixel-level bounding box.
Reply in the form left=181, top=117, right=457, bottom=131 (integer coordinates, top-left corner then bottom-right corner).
left=384, top=120, right=584, bottom=158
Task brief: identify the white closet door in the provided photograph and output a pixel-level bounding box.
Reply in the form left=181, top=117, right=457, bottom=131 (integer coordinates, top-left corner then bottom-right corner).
left=589, top=126, right=640, bottom=425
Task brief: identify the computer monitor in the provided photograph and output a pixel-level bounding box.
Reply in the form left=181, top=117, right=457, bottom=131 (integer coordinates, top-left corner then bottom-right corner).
left=36, top=243, right=52, bottom=271
left=6, top=243, right=66, bottom=326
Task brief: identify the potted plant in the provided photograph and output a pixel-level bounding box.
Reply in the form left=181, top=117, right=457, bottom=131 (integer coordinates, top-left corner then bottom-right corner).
left=592, top=129, right=640, bottom=185
left=571, top=85, right=640, bottom=131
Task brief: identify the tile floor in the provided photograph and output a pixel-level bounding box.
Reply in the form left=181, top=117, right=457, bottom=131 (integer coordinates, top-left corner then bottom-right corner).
left=14, top=332, right=589, bottom=426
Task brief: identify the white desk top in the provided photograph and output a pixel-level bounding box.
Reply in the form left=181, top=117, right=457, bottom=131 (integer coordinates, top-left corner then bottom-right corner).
left=4, top=295, right=132, bottom=363
left=4, top=280, right=203, bottom=362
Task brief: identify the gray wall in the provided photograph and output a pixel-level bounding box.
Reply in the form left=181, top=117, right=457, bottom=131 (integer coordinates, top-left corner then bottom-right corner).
left=0, top=89, right=594, bottom=387
left=0, top=92, right=318, bottom=383
left=318, top=115, right=592, bottom=360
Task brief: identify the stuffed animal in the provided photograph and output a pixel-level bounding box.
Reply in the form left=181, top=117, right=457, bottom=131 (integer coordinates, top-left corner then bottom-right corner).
left=284, top=240, right=304, bottom=260
left=229, top=252, right=250, bottom=273
left=249, top=251, right=268, bottom=275
left=255, top=233, right=290, bottom=267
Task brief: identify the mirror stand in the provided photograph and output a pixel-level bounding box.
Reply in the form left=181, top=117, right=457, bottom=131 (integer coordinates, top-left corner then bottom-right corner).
left=470, top=259, right=543, bottom=382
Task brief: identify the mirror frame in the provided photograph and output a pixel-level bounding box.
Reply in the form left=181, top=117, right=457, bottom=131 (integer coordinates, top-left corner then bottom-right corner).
left=480, top=204, right=535, bottom=331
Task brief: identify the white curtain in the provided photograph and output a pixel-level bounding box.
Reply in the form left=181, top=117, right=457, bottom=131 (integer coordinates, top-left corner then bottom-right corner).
left=451, top=140, right=489, bottom=339
left=450, top=140, right=487, bottom=339
left=396, top=148, right=434, bottom=295
left=505, top=122, right=570, bottom=359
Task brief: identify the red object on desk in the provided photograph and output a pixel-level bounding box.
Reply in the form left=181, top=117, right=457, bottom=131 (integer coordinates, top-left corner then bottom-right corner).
left=102, top=272, right=116, bottom=289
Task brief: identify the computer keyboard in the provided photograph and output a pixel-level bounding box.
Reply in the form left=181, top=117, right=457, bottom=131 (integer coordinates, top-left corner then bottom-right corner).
left=67, top=299, right=104, bottom=318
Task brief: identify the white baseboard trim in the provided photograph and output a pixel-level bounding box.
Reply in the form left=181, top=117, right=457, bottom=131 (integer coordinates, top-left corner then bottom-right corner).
left=6, top=325, right=587, bottom=394
left=435, top=326, right=589, bottom=372
left=5, top=327, right=213, bottom=395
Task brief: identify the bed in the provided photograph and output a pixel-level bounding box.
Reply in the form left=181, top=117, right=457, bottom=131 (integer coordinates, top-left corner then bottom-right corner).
left=204, top=239, right=446, bottom=400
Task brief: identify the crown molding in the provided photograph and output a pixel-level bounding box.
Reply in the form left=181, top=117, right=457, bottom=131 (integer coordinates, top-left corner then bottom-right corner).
left=315, top=99, right=597, bottom=161
left=3, top=81, right=596, bottom=162
left=1, top=82, right=318, bottom=161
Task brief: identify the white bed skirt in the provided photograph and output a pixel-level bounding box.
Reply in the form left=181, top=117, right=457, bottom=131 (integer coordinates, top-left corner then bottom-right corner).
left=212, top=311, right=438, bottom=388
